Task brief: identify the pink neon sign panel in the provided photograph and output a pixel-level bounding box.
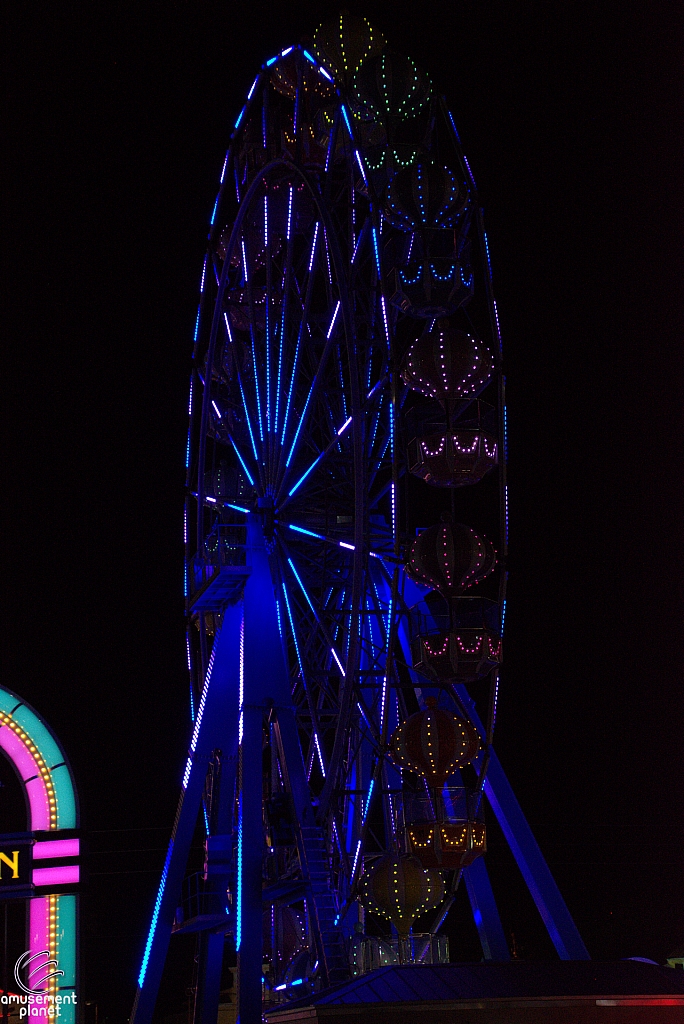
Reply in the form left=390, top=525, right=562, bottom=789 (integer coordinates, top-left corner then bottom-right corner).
left=33, top=865, right=79, bottom=886
left=0, top=726, right=50, bottom=830
left=29, top=897, right=49, bottom=982
left=33, top=839, right=80, bottom=860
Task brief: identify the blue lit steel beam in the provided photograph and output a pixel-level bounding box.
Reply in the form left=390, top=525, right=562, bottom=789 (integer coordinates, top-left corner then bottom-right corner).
left=391, top=576, right=577, bottom=960
left=130, top=605, right=242, bottom=1024
left=454, top=683, right=590, bottom=961
left=463, top=856, right=510, bottom=961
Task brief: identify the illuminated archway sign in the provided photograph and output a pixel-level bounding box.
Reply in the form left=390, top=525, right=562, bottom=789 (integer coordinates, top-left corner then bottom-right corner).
left=0, top=686, right=78, bottom=1024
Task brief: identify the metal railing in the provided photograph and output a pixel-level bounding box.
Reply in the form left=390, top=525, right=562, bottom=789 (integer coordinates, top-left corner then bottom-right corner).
left=188, top=525, right=249, bottom=603
left=393, top=787, right=485, bottom=830
left=350, top=933, right=449, bottom=976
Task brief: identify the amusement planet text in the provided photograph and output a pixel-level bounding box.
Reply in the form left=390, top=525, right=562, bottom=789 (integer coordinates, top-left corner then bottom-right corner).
left=1, top=994, right=77, bottom=1018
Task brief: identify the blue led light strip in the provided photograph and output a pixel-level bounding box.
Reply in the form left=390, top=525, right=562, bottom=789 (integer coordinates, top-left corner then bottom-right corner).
left=289, top=557, right=345, bottom=680
left=503, top=396, right=509, bottom=462
left=287, top=557, right=317, bottom=617
left=447, top=109, right=462, bottom=144
left=224, top=314, right=259, bottom=462
left=287, top=453, right=323, bottom=497
left=362, top=778, right=375, bottom=824
left=285, top=522, right=363, bottom=556
left=463, top=154, right=477, bottom=190
left=371, top=227, right=381, bottom=276
left=314, top=734, right=326, bottom=778
left=281, top=580, right=304, bottom=674
left=273, top=312, right=286, bottom=437
left=288, top=524, right=326, bottom=541
left=355, top=150, right=368, bottom=186
left=287, top=408, right=352, bottom=497
left=285, top=301, right=341, bottom=468
left=238, top=609, right=244, bottom=743
left=236, top=793, right=243, bottom=949
left=483, top=231, right=493, bottom=281
left=380, top=295, right=390, bottom=343
left=227, top=435, right=255, bottom=488
left=340, top=106, right=353, bottom=138
left=350, top=839, right=362, bottom=879
left=280, top=225, right=319, bottom=447
left=138, top=839, right=175, bottom=987
left=188, top=637, right=219, bottom=757
left=264, top=195, right=271, bottom=433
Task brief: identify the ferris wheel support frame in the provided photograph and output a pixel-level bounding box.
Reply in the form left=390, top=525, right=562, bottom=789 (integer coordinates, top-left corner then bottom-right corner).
left=130, top=28, right=592, bottom=1024
left=132, top=517, right=348, bottom=1024
left=454, top=682, right=590, bottom=961
left=131, top=540, right=589, bottom=1024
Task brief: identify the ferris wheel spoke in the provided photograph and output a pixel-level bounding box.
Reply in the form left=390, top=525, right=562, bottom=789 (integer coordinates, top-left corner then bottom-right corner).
left=239, top=260, right=266, bottom=448
left=282, top=371, right=388, bottom=506
left=360, top=589, right=387, bottom=667
left=280, top=408, right=349, bottom=508
left=318, top=559, right=367, bottom=815
left=220, top=315, right=261, bottom=470
left=279, top=222, right=320, bottom=455
left=272, top=184, right=294, bottom=442
left=279, top=539, right=348, bottom=595
left=280, top=541, right=350, bottom=681
left=280, top=301, right=342, bottom=484
left=282, top=589, right=337, bottom=763
left=367, top=437, right=391, bottom=495
left=278, top=575, right=328, bottom=781
left=284, top=523, right=355, bottom=556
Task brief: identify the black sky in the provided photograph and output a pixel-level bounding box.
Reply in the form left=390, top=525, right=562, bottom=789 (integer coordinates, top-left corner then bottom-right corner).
left=4, top=1, right=683, bottom=1020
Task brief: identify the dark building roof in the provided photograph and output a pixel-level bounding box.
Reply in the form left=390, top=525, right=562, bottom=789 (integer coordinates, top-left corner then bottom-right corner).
left=270, top=960, right=684, bottom=1010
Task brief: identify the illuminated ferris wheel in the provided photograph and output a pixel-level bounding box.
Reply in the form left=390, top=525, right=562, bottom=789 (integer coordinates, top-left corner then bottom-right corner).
left=131, top=15, right=588, bottom=1024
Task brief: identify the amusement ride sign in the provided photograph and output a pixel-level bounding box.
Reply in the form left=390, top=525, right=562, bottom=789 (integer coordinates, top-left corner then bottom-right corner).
left=0, top=687, right=79, bottom=1023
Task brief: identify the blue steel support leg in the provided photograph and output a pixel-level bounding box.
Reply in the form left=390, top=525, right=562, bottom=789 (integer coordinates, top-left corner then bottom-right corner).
left=454, top=683, right=590, bottom=960
left=462, top=856, right=510, bottom=960
left=483, top=752, right=590, bottom=959
left=237, top=516, right=320, bottom=1012
left=392, top=583, right=587, bottom=960
left=194, top=753, right=239, bottom=1024
left=194, top=932, right=226, bottom=1024
left=236, top=702, right=264, bottom=1024
left=131, top=604, right=242, bottom=1024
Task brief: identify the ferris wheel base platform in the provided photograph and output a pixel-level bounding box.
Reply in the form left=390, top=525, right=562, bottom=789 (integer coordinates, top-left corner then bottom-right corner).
left=188, top=566, right=252, bottom=611
left=264, top=961, right=684, bottom=1023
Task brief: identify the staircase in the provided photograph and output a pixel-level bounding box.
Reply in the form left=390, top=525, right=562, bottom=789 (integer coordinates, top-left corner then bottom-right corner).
left=298, top=826, right=350, bottom=985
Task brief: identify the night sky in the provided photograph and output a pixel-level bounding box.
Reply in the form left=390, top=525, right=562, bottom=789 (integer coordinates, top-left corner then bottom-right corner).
left=4, top=1, right=683, bottom=1021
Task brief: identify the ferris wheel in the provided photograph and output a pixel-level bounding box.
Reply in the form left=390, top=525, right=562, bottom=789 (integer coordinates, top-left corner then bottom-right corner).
left=131, top=15, right=588, bottom=1024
